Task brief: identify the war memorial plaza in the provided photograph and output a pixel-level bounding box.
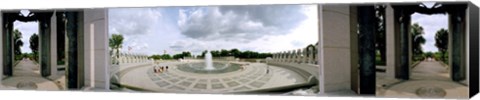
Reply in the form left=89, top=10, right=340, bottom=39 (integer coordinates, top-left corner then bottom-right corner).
left=0, top=2, right=478, bottom=99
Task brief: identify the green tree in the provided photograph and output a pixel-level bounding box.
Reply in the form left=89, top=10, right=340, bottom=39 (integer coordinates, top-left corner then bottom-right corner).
left=14, top=29, right=24, bottom=56
left=149, top=55, right=161, bottom=60
left=173, top=54, right=183, bottom=59
left=109, top=34, right=124, bottom=58
left=160, top=54, right=172, bottom=59
left=200, top=50, right=207, bottom=58
left=29, top=33, right=39, bottom=61
left=220, top=49, right=230, bottom=56
left=211, top=50, right=220, bottom=57
left=424, top=52, right=434, bottom=58
left=172, top=51, right=192, bottom=59
left=375, top=5, right=387, bottom=65
left=411, top=23, right=426, bottom=61
left=182, top=51, right=192, bottom=57
left=230, top=48, right=241, bottom=57
left=435, top=28, right=448, bottom=62
left=240, top=51, right=256, bottom=58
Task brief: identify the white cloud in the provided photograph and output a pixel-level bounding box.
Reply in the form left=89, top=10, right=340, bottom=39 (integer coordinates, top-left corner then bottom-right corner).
left=177, top=5, right=308, bottom=43
left=109, top=8, right=162, bottom=36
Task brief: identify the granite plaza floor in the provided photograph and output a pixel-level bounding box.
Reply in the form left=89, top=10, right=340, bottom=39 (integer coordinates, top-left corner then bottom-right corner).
left=117, top=60, right=308, bottom=93
left=1, top=59, right=65, bottom=90
left=376, top=60, right=468, bottom=99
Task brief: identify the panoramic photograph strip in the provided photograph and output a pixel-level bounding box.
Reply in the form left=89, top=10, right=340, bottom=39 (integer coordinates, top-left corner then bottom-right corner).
left=108, top=5, right=320, bottom=94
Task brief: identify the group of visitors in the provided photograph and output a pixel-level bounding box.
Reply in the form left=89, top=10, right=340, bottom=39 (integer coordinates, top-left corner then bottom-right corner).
left=154, top=65, right=169, bottom=73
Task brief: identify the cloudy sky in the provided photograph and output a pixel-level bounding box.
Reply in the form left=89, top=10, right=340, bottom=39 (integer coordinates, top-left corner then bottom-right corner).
left=108, top=5, right=319, bottom=56
left=14, top=21, right=38, bottom=53
left=12, top=4, right=448, bottom=54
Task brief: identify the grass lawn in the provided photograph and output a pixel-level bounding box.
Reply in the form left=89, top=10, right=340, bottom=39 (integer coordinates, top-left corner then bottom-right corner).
left=375, top=54, right=386, bottom=66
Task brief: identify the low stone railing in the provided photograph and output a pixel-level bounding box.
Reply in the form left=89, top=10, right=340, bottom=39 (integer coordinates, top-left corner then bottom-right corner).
left=111, top=52, right=152, bottom=65
left=266, top=46, right=319, bottom=79
left=270, top=45, right=318, bottom=65
left=110, top=52, right=154, bottom=87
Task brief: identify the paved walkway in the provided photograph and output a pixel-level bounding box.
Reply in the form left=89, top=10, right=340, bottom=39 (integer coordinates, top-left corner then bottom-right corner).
left=118, top=60, right=308, bottom=93
left=0, top=59, right=62, bottom=90
left=377, top=60, right=468, bottom=99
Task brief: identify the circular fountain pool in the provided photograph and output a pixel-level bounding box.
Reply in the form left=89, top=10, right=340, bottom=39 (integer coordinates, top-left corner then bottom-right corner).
left=177, top=62, right=242, bottom=74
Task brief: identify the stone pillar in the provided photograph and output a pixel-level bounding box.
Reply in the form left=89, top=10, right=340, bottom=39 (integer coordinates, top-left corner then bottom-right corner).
left=83, top=9, right=110, bottom=90
left=465, top=5, right=469, bottom=86
left=50, top=12, right=58, bottom=76
left=297, top=49, right=301, bottom=63
left=284, top=51, right=288, bottom=62
left=392, top=6, right=412, bottom=80
left=2, top=13, right=13, bottom=76
left=467, top=2, right=479, bottom=96
left=65, top=11, right=83, bottom=89
left=281, top=51, right=285, bottom=62
left=349, top=6, right=359, bottom=93
left=135, top=54, right=137, bottom=63
left=274, top=52, right=277, bottom=62
left=357, top=5, right=376, bottom=95
left=303, top=48, right=308, bottom=63
left=312, top=44, right=319, bottom=65
left=273, top=53, right=277, bottom=62
left=278, top=52, right=281, bottom=62
left=290, top=50, right=294, bottom=63
left=0, top=11, right=3, bottom=81
left=38, top=12, right=54, bottom=77
left=127, top=54, right=130, bottom=63
left=83, top=10, right=93, bottom=89
left=309, top=47, right=314, bottom=64
left=272, top=53, right=277, bottom=62
left=385, top=5, right=396, bottom=79
left=120, top=53, right=124, bottom=64
left=125, top=53, right=128, bottom=63
left=318, top=4, right=352, bottom=93
left=449, top=5, right=467, bottom=81
left=290, top=50, right=295, bottom=63
left=293, top=49, right=297, bottom=63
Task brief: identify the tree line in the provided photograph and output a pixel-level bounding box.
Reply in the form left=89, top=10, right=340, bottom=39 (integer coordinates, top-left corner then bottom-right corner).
left=147, top=49, right=274, bottom=60
left=198, top=49, right=273, bottom=59
left=108, top=34, right=277, bottom=60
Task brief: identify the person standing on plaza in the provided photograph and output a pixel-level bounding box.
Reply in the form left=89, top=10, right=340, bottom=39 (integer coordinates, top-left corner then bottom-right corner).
left=266, top=65, right=270, bottom=74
